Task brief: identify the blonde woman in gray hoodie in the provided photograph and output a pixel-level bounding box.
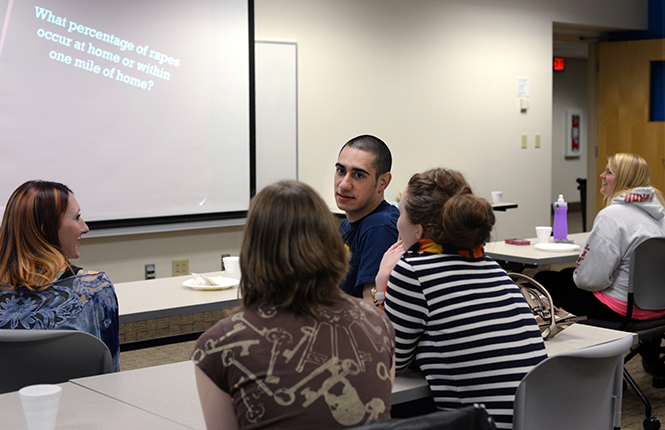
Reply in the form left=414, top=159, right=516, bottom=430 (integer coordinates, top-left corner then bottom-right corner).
left=535, top=153, right=665, bottom=373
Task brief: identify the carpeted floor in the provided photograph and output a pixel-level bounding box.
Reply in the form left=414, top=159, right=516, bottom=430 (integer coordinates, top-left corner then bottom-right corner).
left=119, top=338, right=665, bottom=429
left=622, top=356, right=665, bottom=430
left=119, top=339, right=198, bottom=371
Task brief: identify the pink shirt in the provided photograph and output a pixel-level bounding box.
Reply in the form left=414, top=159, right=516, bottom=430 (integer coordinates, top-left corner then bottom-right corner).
left=594, top=291, right=665, bottom=320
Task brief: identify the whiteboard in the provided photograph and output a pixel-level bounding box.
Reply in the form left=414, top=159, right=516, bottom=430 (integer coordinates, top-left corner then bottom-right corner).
left=0, top=0, right=252, bottom=225
left=255, top=41, right=298, bottom=191
left=83, top=41, right=298, bottom=237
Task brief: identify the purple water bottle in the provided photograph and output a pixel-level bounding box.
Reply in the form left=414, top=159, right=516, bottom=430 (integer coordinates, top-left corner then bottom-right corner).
left=552, top=194, right=568, bottom=241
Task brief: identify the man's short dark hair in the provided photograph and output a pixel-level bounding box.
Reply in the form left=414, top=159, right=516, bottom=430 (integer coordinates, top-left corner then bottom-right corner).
left=340, top=135, right=392, bottom=179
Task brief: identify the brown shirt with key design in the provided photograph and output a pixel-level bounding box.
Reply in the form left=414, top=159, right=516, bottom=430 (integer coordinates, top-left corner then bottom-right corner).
left=192, top=297, right=395, bottom=430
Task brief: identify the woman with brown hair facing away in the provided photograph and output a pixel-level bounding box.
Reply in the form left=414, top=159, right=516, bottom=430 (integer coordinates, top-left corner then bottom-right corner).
left=191, top=180, right=395, bottom=430
left=0, top=180, right=119, bottom=371
left=378, top=168, right=546, bottom=430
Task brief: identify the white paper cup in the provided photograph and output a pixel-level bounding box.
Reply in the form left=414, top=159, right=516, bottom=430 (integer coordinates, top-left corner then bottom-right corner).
left=223, top=256, right=241, bottom=280
left=19, top=384, right=62, bottom=430
left=535, top=226, right=552, bottom=244
left=491, top=191, right=503, bottom=204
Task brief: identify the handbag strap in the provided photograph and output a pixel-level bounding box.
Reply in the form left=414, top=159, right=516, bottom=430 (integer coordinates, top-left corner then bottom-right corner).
left=508, top=272, right=557, bottom=338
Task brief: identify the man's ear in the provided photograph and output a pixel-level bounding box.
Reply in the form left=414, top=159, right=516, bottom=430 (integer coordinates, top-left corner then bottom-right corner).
left=377, top=172, right=391, bottom=193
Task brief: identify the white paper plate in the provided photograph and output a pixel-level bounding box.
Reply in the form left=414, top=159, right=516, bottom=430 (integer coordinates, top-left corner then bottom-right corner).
left=534, top=243, right=581, bottom=252
left=182, top=276, right=239, bottom=291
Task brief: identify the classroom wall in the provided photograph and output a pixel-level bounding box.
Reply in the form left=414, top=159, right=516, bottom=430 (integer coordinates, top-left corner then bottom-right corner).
left=77, top=0, right=648, bottom=283
left=79, top=227, right=245, bottom=282
left=552, top=58, right=589, bottom=204
left=252, top=0, right=645, bottom=239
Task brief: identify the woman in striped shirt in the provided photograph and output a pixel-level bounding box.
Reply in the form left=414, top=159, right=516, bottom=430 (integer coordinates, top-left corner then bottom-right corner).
left=377, top=168, right=546, bottom=429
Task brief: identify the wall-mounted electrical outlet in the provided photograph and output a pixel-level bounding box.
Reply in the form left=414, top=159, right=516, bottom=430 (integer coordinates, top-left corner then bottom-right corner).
left=172, top=259, right=189, bottom=277
left=145, top=264, right=156, bottom=280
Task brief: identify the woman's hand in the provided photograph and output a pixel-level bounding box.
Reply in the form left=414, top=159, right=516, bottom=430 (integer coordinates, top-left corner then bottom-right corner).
left=375, top=240, right=405, bottom=293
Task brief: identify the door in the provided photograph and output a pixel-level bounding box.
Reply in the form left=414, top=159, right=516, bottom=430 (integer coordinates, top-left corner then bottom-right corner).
left=598, top=39, right=665, bottom=211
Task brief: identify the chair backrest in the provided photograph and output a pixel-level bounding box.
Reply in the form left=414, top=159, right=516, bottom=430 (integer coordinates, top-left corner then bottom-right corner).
left=0, top=329, right=113, bottom=394
left=348, top=405, right=496, bottom=430
left=513, top=335, right=633, bottom=430
left=630, top=237, right=665, bottom=310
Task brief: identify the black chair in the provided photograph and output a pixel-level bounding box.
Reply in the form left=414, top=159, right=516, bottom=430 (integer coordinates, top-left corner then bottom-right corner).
left=0, top=329, right=113, bottom=394
left=576, top=178, right=587, bottom=232
left=581, top=237, right=665, bottom=430
left=348, top=405, right=496, bottom=430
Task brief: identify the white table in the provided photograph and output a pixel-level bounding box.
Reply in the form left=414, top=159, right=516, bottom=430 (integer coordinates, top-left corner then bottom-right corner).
left=116, top=271, right=240, bottom=324
left=71, top=359, right=431, bottom=429
left=70, top=359, right=424, bottom=429
left=485, top=232, right=589, bottom=266
left=0, top=382, right=191, bottom=429
left=72, top=362, right=205, bottom=429
left=0, top=324, right=637, bottom=429
left=67, top=323, right=635, bottom=429
left=540, top=323, right=636, bottom=356
left=391, top=323, right=636, bottom=404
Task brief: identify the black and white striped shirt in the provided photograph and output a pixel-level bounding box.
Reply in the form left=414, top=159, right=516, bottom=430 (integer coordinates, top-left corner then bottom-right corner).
left=385, top=245, right=547, bottom=429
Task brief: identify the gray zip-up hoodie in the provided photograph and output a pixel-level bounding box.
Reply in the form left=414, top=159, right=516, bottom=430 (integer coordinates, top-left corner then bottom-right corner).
left=573, top=187, right=665, bottom=302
